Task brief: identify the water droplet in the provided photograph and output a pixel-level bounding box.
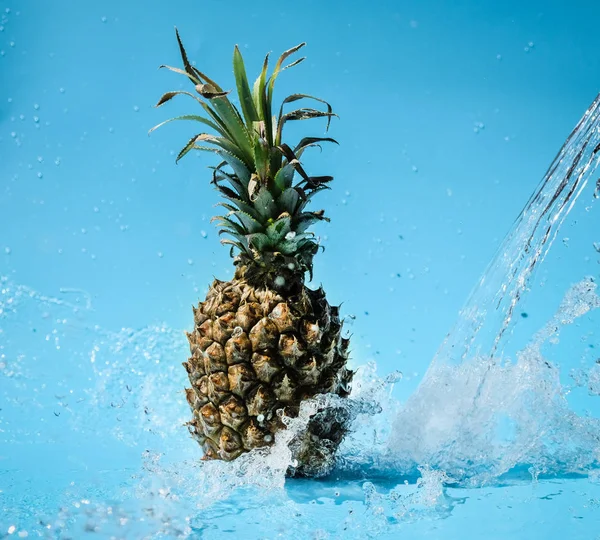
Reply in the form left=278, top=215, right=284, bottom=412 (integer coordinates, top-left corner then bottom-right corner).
left=33, top=103, right=39, bottom=110
left=257, top=414, right=265, bottom=422
left=59, top=87, right=65, bottom=93
left=187, top=258, right=194, bottom=265
left=37, top=172, right=43, bottom=179
left=54, top=158, right=60, bottom=166
left=101, top=16, right=107, bottom=23
left=562, top=237, right=570, bottom=247
left=37, top=156, right=43, bottom=163
left=4, top=247, right=11, bottom=255
left=411, top=165, right=418, bottom=173
left=274, top=276, right=285, bottom=288
left=8, top=525, right=16, bottom=534
left=496, top=54, right=502, bottom=61
left=157, top=252, right=164, bottom=258
left=200, top=230, right=207, bottom=238
left=133, top=105, right=139, bottom=112
left=473, top=121, right=485, bottom=134
left=33, top=115, right=39, bottom=123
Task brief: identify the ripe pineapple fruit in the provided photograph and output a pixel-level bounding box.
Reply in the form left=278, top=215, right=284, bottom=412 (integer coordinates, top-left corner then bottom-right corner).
left=152, top=30, right=353, bottom=477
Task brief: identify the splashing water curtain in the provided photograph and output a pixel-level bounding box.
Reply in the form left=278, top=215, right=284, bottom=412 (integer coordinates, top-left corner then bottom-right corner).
left=391, top=94, right=600, bottom=485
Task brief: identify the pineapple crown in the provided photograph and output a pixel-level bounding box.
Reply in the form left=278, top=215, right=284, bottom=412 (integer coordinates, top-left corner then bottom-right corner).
left=151, top=29, right=338, bottom=285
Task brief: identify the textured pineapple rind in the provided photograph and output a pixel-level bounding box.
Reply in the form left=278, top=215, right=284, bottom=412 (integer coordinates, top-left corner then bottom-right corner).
left=184, top=276, right=352, bottom=475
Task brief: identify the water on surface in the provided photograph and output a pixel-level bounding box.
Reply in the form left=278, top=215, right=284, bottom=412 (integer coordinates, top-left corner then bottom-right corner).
left=2, top=96, right=600, bottom=537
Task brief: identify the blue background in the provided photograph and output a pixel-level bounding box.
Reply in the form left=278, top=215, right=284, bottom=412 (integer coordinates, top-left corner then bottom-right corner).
left=2, top=1, right=600, bottom=538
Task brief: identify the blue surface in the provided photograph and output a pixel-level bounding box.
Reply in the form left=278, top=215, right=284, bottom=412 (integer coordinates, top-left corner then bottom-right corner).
left=1, top=1, right=600, bottom=538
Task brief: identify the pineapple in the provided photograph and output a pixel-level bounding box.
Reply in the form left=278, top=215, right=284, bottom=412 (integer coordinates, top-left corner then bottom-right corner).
left=152, top=30, right=353, bottom=477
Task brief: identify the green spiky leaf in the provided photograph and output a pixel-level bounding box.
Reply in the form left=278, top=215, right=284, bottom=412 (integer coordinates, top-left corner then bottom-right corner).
left=148, top=115, right=225, bottom=137
left=247, top=232, right=273, bottom=251
left=233, top=45, right=260, bottom=126
left=252, top=54, right=270, bottom=121
left=294, top=136, right=339, bottom=157
left=273, top=161, right=296, bottom=192
left=266, top=215, right=292, bottom=242
left=277, top=187, right=301, bottom=214
left=232, top=211, right=263, bottom=233
left=252, top=188, right=277, bottom=221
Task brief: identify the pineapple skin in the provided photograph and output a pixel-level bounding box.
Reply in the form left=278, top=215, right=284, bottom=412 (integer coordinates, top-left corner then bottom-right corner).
left=184, top=271, right=352, bottom=477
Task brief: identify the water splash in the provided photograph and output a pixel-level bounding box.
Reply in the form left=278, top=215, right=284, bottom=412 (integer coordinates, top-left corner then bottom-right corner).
left=389, top=278, right=600, bottom=486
